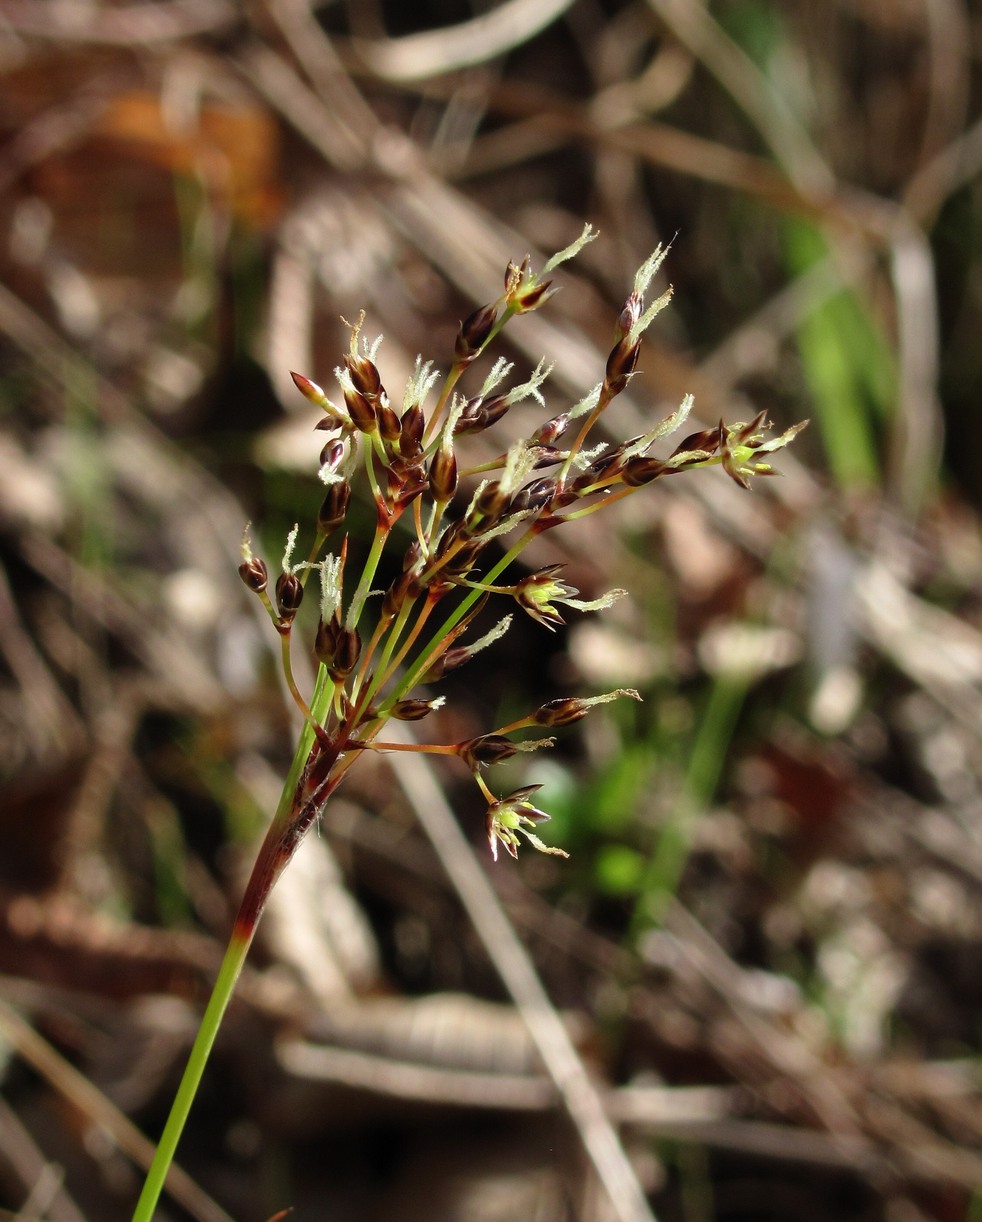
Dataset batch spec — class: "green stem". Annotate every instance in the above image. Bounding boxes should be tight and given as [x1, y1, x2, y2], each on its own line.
[131, 682, 337, 1221]
[130, 929, 253, 1222]
[344, 520, 388, 632]
[279, 630, 323, 734]
[556, 384, 615, 486]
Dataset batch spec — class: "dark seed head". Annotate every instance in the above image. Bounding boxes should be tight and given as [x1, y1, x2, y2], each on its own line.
[455, 303, 498, 363]
[532, 697, 590, 727]
[377, 403, 402, 443]
[621, 456, 666, 487]
[532, 413, 570, 446]
[316, 481, 351, 535]
[671, 426, 721, 458]
[428, 446, 458, 503]
[510, 476, 556, 513]
[604, 337, 641, 395]
[400, 404, 425, 457]
[344, 351, 382, 399]
[392, 698, 439, 721]
[331, 626, 362, 678]
[343, 385, 377, 433]
[275, 571, 304, 618]
[239, 556, 268, 594]
[457, 734, 517, 771]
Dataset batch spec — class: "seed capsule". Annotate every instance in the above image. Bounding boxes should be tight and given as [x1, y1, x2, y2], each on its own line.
[314, 616, 339, 667]
[238, 556, 268, 594]
[671, 426, 721, 458]
[344, 351, 382, 399]
[343, 385, 377, 433]
[331, 626, 362, 678]
[275, 571, 304, 618]
[377, 403, 402, 442]
[614, 292, 642, 341]
[428, 446, 458, 503]
[510, 477, 556, 513]
[532, 413, 570, 446]
[316, 481, 351, 535]
[604, 337, 641, 395]
[392, 698, 440, 721]
[291, 371, 330, 408]
[621, 456, 667, 487]
[399, 404, 424, 457]
[455, 303, 498, 363]
[457, 734, 518, 771]
[532, 698, 591, 727]
[382, 569, 422, 619]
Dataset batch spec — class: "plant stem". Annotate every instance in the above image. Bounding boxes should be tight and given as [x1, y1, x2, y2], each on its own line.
[130, 929, 253, 1222]
[131, 684, 336, 1221]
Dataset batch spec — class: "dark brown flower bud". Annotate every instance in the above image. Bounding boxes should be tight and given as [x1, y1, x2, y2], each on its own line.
[422, 645, 469, 683]
[276, 571, 304, 618]
[532, 697, 591, 727]
[316, 481, 351, 535]
[319, 438, 345, 470]
[391, 698, 441, 721]
[532, 413, 570, 446]
[572, 448, 627, 492]
[291, 370, 330, 408]
[475, 480, 507, 520]
[389, 466, 428, 514]
[343, 385, 377, 433]
[443, 538, 485, 578]
[604, 337, 641, 395]
[316, 615, 361, 677]
[531, 445, 564, 469]
[239, 556, 268, 593]
[455, 394, 511, 435]
[382, 569, 421, 619]
[399, 404, 424, 457]
[615, 293, 642, 341]
[671, 426, 721, 458]
[481, 394, 512, 428]
[314, 615, 340, 666]
[428, 446, 458, 503]
[377, 403, 402, 442]
[453, 401, 483, 435]
[456, 734, 518, 771]
[343, 351, 382, 399]
[510, 477, 557, 513]
[434, 518, 465, 561]
[621, 456, 667, 487]
[330, 625, 362, 678]
[455, 303, 498, 363]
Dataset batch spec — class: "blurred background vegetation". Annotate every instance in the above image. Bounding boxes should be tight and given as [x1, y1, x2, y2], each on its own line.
[1, 1, 982, 1219]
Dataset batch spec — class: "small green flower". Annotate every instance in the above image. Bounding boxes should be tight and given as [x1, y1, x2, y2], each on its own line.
[720, 411, 809, 490]
[486, 785, 569, 862]
[515, 565, 625, 630]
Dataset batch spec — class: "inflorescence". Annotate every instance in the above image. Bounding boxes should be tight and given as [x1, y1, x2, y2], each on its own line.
[239, 228, 806, 861]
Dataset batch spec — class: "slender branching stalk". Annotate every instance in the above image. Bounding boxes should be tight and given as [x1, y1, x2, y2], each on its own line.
[131, 227, 805, 1221]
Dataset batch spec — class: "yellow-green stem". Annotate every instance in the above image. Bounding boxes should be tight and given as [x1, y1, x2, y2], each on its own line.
[131, 670, 335, 1221]
[129, 926, 253, 1222]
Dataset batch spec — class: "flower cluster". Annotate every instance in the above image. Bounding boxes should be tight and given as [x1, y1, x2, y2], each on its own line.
[240, 228, 805, 862]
